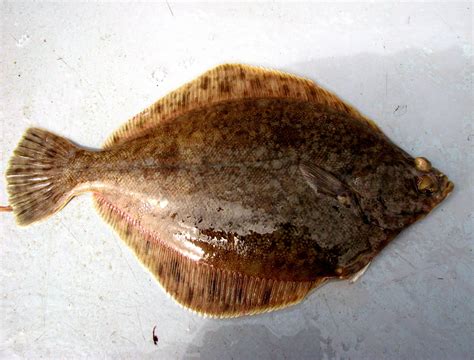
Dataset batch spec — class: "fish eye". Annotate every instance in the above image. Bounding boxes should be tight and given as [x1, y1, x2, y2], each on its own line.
[415, 157, 432, 172]
[417, 175, 438, 195]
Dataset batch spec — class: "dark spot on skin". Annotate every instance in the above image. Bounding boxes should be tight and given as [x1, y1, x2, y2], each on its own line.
[377, 196, 388, 211]
[219, 80, 231, 93]
[217, 207, 223, 212]
[342, 103, 352, 113]
[145, 240, 150, 254]
[297, 251, 308, 261]
[174, 268, 181, 283]
[9, 167, 22, 175]
[250, 78, 261, 89]
[262, 288, 272, 305]
[179, 92, 189, 107]
[171, 212, 177, 219]
[157, 264, 164, 276]
[172, 262, 181, 283]
[201, 76, 209, 90]
[143, 167, 155, 180]
[209, 276, 217, 297]
[187, 287, 194, 302]
[273, 257, 286, 269]
[235, 129, 248, 138]
[236, 285, 244, 303]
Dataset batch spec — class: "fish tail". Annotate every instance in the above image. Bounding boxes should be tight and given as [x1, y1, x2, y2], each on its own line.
[6, 128, 81, 226]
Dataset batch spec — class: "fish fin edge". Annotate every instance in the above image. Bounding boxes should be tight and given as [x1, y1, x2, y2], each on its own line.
[6, 128, 80, 225]
[93, 193, 323, 317]
[104, 63, 382, 148]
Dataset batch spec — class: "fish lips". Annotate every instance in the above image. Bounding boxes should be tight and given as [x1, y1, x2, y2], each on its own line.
[438, 175, 454, 201]
[425, 172, 454, 212]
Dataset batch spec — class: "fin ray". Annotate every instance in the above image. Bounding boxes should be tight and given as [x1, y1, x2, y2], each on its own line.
[6, 128, 80, 225]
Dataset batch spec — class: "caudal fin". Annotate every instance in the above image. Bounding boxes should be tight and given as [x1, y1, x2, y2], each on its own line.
[6, 128, 80, 226]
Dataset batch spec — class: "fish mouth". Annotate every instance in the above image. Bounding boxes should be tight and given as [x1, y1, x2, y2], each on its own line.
[443, 180, 454, 197]
[436, 175, 454, 204]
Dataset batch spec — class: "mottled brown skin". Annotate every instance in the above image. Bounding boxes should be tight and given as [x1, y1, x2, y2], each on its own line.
[6, 64, 455, 316]
[67, 98, 452, 282]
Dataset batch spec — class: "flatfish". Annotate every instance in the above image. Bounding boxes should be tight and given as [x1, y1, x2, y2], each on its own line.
[5, 64, 453, 317]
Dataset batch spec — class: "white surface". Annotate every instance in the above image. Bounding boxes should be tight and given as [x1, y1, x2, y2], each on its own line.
[1, 2, 472, 359]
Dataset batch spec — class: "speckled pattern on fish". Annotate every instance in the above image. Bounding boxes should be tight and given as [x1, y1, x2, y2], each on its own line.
[5, 64, 453, 317]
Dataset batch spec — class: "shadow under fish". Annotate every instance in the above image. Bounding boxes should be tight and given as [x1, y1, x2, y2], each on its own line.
[4, 64, 454, 317]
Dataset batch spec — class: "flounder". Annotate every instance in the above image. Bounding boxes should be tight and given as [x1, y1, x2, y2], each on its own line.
[5, 64, 453, 317]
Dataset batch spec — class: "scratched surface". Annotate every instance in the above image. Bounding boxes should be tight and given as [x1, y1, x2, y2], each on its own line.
[1, 2, 472, 359]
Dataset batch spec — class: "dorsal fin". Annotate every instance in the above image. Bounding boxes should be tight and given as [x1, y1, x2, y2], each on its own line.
[104, 63, 381, 148]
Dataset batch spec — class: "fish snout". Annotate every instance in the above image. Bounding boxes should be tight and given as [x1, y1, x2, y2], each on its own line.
[439, 175, 454, 199]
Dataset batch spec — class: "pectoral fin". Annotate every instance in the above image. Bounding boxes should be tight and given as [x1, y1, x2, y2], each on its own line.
[299, 163, 347, 197]
[299, 162, 368, 222]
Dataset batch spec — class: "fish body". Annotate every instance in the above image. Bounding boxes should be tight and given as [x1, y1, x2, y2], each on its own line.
[6, 64, 453, 317]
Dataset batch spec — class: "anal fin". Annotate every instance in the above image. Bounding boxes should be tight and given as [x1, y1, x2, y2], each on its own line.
[93, 193, 324, 317]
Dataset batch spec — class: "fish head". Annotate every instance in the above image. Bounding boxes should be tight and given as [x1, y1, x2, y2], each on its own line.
[357, 156, 454, 230]
[412, 156, 454, 210]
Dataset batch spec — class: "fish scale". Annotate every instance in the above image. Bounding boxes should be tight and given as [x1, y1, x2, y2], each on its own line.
[5, 64, 453, 317]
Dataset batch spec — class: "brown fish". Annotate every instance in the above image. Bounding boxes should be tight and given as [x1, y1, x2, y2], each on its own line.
[5, 64, 453, 317]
